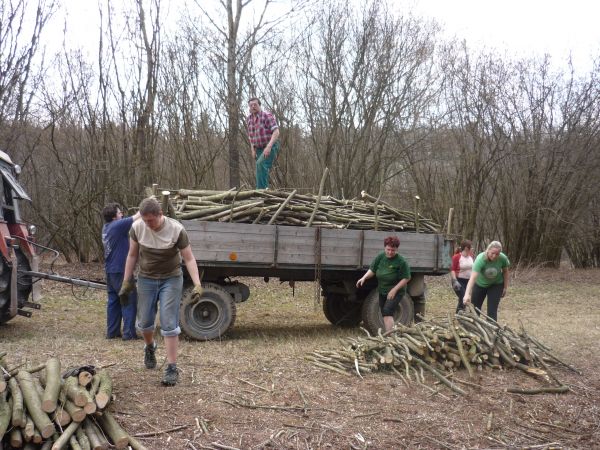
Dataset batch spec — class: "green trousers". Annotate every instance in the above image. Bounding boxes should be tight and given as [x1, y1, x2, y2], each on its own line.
[255, 142, 279, 189]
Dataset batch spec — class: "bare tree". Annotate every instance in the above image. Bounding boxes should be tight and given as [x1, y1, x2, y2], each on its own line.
[0, 0, 56, 145]
[293, 0, 439, 198]
[188, 0, 306, 188]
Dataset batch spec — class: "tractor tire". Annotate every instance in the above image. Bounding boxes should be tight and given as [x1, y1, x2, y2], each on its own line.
[361, 288, 414, 335]
[322, 293, 362, 327]
[0, 249, 32, 324]
[180, 282, 236, 340]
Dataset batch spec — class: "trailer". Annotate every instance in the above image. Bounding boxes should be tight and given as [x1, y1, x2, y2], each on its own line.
[179, 220, 452, 340]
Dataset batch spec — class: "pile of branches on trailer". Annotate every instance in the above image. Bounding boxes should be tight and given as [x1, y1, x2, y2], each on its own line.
[0, 354, 146, 449]
[306, 306, 580, 396]
[156, 187, 440, 232]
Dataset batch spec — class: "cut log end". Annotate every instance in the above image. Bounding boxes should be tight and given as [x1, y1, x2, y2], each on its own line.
[42, 399, 57, 414]
[83, 401, 97, 415]
[40, 422, 56, 439]
[95, 392, 110, 410]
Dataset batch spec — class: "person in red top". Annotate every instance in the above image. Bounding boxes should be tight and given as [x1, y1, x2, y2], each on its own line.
[246, 97, 280, 189]
[450, 240, 474, 313]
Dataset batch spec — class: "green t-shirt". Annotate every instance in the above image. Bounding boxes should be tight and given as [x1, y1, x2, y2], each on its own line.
[472, 252, 510, 288]
[369, 252, 411, 295]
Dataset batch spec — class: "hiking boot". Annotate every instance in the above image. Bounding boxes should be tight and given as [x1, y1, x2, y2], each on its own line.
[144, 342, 157, 369]
[161, 363, 179, 386]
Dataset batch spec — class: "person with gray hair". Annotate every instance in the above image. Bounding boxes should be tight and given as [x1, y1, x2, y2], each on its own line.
[463, 241, 510, 321]
[119, 197, 203, 386]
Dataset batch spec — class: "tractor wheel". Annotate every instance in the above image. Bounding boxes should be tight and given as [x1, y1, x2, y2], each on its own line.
[361, 289, 414, 335]
[180, 282, 236, 340]
[0, 249, 32, 324]
[322, 293, 362, 327]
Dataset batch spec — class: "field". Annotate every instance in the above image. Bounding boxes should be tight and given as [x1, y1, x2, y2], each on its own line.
[1, 264, 599, 449]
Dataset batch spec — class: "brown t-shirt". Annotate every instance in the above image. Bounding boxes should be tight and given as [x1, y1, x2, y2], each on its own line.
[130, 217, 189, 279]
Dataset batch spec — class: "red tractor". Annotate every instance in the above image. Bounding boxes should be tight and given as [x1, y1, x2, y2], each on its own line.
[0, 150, 38, 323]
[0, 150, 106, 324]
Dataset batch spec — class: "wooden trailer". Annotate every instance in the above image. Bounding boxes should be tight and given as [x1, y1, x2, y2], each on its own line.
[179, 220, 452, 340]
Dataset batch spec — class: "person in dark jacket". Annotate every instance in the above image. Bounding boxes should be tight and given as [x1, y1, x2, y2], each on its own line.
[101, 203, 140, 340]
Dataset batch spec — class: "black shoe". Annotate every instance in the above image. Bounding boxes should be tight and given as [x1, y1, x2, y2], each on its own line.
[144, 342, 157, 369]
[161, 363, 179, 386]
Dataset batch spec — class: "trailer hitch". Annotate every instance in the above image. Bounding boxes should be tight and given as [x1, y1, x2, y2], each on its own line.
[19, 270, 107, 290]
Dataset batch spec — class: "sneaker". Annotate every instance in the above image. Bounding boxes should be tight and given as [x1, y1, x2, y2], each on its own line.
[144, 342, 157, 369]
[161, 363, 179, 386]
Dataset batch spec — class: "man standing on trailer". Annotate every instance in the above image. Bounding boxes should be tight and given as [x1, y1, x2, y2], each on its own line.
[119, 198, 203, 386]
[101, 203, 141, 340]
[247, 97, 280, 189]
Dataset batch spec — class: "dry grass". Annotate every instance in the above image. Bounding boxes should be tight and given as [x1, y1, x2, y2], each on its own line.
[1, 264, 600, 449]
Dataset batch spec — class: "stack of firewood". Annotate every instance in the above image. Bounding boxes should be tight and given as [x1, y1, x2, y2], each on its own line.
[156, 187, 440, 232]
[307, 307, 579, 395]
[0, 354, 146, 449]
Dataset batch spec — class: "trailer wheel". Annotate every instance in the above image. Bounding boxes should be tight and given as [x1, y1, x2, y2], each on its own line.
[361, 289, 414, 335]
[180, 282, 236, 340]
[322, 294, 362, 327]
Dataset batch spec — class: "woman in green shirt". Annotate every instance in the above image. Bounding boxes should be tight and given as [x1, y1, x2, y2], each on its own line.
[463, 241, 510, 321]
[356, 236, 411, 332]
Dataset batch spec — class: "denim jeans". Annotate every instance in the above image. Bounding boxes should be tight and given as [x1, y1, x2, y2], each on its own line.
[136, 275, 183, 336]
[255, 141, 279, 189]
[106, 272, 137, 339]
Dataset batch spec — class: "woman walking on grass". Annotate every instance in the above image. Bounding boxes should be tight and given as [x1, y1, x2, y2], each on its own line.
[463, 241, 510, 321]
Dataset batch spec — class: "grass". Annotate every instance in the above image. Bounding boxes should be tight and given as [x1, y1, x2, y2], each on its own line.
[1, 264, 599, 449]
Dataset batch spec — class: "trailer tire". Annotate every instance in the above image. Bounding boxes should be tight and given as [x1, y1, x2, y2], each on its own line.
[361, 289, 414, 335]
[322, 294, 362, 327]
[180, 282, 236, 340]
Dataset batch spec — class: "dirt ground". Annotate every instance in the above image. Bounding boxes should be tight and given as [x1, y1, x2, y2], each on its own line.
[1, 264, 599, 449]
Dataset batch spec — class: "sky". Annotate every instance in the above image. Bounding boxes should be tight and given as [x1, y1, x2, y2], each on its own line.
[50, 0, 600, 72]
[398, 0, 600, 71]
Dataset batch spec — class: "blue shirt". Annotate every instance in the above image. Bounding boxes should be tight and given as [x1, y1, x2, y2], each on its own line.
[102, 216, 134, 274]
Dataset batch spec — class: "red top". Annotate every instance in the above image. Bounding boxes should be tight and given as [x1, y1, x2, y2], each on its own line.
[452, 251, 474, 279]
[246, 110, 279, 148]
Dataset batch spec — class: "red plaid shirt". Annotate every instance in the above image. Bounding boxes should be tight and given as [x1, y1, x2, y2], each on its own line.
[247, 110, 279, 148]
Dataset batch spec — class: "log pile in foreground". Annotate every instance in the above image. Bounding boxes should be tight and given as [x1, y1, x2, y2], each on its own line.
[160, 188, 440, 232]
[307, 306, 580, 395]
[0, 355, 146, 449]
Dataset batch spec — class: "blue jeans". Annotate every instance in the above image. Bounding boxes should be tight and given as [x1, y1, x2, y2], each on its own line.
[106, 272, 137, 339]
[255, 141, 279, 189]
[136, 275, 183, 336]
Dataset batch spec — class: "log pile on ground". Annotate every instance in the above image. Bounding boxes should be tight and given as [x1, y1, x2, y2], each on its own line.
[159, 188, 439, 232]
[306, 306, 580, 395]
[0, 354, 146, 449]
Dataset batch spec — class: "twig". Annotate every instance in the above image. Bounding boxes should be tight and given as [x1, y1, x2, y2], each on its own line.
[132, 424, 189, 437]
[210, 443, 241, 450]
[506, 386, 570, 395]
[234, 377, 271, 393]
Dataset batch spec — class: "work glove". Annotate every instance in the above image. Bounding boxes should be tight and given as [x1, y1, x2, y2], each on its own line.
[191, 284, 204, 300]
[452, 280, 462, 293]
[118, 279, 136, 306]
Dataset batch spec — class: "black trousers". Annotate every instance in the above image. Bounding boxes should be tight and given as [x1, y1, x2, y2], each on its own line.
[454, 277, 469, 313]
[471, 283, 503, 321]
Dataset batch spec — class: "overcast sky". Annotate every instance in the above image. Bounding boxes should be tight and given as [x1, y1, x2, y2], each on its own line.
[398, 0, 600, 71]
[53, 0, 600, 72]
